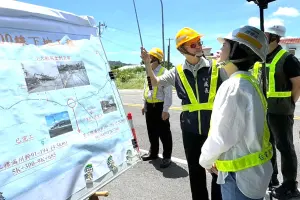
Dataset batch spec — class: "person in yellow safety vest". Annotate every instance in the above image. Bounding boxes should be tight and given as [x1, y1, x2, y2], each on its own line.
[141, 27, 228, 200]
[199, 25, 273, 200]
[141, 47, 173, 169]
[251, 23, 300, 199]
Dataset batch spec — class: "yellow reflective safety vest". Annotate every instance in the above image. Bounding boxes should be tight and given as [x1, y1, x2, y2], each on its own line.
[176, 59, 219, 112]
[252, 49, 291, 98]
[215, 73, 273, 172]
[144, 66, 165, 103]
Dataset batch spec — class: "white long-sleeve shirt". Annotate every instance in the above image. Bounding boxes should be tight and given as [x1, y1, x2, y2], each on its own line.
[142, 65, 172, 112]
[199, 71, 272, 199]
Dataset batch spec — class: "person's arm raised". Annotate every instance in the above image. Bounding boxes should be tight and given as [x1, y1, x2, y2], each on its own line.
[140, 47, 159, 86]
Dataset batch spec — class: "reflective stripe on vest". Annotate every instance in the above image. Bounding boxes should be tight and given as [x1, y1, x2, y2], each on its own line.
[144, 67, 165, 103]
[252, 49, 291, 98]
[215, 73, 273, 172]
[252, 62, 261, 80]
[176, 59, 219, 112]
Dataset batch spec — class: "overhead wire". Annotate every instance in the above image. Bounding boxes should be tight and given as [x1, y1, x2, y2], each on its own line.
[106, 25, 161, 39]
[101, 36, 138, 52]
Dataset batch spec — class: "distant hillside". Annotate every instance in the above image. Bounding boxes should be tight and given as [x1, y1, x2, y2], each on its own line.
[109, 61, 131, 67]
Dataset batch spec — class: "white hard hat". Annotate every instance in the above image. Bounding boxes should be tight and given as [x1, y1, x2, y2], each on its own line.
[217, 32, 232, 44]
[265, 24, 286, 37]
[216, 25, 268, 62]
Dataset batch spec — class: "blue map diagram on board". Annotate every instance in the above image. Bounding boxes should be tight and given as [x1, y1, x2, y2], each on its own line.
[0, 36, 138, 200]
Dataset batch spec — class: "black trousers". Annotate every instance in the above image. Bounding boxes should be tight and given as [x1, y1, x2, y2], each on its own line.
[145, 102, 172, 159]
[182, 131, 222, 200]
[267, 113, 298, 187]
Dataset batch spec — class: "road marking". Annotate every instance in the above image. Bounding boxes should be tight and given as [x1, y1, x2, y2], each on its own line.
[139, 150, 300, 192]
[124, 103, 300, 120]
[139, 149, 187, 165]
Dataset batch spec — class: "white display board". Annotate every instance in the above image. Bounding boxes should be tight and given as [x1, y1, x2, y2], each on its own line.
[0, 2, 139, 200]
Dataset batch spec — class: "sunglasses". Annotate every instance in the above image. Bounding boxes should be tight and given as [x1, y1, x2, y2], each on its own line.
[186, 40, 203, 48]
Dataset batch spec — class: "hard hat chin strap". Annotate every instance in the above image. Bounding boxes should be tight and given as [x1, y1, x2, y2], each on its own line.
[178, 46, 203, 58]
[195, 52, 204, 58]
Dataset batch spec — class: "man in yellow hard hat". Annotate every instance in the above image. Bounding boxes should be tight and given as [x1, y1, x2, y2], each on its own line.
[141, 47, 173, 169]
[141, 27, 227, 200]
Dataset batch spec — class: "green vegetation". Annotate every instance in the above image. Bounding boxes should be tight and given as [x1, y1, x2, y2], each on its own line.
[111, 61, 175, 89]
[113, 67, 146, 89]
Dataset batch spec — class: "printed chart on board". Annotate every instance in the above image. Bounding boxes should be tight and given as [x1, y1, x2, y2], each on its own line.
[0, 36, 139, 200]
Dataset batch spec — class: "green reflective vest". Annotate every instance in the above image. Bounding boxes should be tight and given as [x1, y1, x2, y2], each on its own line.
[144, 67, 165, 103]
[176, 59, 218, 112]
[252, 49, 291, 98]
[215, 73, 273, 172]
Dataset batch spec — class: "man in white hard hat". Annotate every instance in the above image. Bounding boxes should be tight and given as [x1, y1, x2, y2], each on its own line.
[141, 47, 173, 169]
[199, 25, 273, 200]
[252, 23, 300, 198]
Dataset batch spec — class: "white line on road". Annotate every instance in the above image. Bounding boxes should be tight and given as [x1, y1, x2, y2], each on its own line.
[140, 149, 187, 165]
[140, 149, 300, 192]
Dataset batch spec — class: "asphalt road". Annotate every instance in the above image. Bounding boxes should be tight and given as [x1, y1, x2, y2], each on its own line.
[101, 89, 300, 200]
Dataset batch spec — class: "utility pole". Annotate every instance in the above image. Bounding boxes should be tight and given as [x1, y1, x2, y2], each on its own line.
[98, 22, 107, 37]
[167, 38, 173, 69]
[159, 0, 165, 64]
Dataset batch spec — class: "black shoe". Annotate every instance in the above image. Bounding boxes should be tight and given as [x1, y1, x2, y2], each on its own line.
[160, 158, 171, 168]
[271, 182, 300, 199]
[269, 177, 280, 187]
[141, 153, 158, 161]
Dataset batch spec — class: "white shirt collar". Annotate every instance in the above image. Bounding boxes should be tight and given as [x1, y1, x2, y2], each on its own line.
[183, 57, 210, 71]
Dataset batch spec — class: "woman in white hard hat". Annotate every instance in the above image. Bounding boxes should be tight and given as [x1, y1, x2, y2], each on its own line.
[199, 25, 273, 200]
[216, 33, 232, 63]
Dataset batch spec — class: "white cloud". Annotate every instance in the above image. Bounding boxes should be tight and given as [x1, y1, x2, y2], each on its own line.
[273, 7, 300, 17]
[248, 17, 284, 28]
[245, 1, 255, 5]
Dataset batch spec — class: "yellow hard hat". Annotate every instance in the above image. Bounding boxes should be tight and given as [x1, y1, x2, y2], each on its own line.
[175, 27, 203, 49]
[149, 47, 164, 62]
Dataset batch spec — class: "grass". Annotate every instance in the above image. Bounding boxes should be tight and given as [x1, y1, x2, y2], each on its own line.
[113, 67, 145, 89]
[116, 75, 145, 89]
[113, 66, 177, 90]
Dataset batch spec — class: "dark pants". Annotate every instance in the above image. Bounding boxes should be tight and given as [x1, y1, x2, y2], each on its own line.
[267, 113, 298, 187]
[182, 131, 222, 200]
[145, 102, 172, 159]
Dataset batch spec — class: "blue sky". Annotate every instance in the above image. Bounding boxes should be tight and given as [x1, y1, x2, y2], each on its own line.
[22, 0, 300, 65]
[45, 111, 70, 127]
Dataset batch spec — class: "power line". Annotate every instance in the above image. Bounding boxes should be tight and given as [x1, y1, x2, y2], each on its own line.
[101, 36, 137, 51]
[106, 25, 161, 39]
